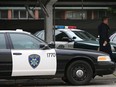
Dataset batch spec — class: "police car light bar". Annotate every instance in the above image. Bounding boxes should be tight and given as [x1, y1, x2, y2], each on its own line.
[68, 26, 77, 29]
[55, 25, 77, 29]
[55, 26, 65, 29]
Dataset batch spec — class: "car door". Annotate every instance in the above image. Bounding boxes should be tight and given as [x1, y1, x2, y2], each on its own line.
[9, 33, 57, 76]
[0, 33, 12, 77]
[55, 31, 74, 49]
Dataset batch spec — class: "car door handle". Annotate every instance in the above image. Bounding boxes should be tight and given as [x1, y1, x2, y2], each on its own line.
[13, 53, 22, 55]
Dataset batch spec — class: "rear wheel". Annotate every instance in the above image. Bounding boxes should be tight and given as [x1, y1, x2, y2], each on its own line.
[66, 60, 93, 85]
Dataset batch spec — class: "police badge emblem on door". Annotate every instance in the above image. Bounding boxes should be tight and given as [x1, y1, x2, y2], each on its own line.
[28, 54, 40, 69]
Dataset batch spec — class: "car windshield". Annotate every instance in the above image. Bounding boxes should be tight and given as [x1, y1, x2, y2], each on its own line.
[73, 31, 96, 41]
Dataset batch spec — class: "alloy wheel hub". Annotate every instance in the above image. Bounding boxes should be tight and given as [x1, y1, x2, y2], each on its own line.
[76, 70, 84, 77]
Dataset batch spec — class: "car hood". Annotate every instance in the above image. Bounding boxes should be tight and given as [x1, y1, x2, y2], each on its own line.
[77, 40, 116, 47]
[77, 40, 99, 46]
[55, 48, 108, 57]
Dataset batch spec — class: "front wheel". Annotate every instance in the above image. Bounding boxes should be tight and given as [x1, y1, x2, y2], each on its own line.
[62, 77, 69, 83]
[66, 60, 93, 85]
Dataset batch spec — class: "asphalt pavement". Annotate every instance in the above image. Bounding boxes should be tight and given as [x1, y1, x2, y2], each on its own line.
[0, 72, 116, 87]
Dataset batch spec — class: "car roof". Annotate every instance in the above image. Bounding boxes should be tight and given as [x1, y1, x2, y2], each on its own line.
[0, 29, 31, 34]
[57, 29, 83, 32]
[36, 29, 83, 33]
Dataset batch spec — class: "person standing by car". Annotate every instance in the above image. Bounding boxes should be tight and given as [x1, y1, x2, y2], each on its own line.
[98, 17, 114, 61]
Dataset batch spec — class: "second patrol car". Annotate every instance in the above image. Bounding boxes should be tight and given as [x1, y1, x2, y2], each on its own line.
[35, 26, 116, 62]
[0, 30, 115, 85]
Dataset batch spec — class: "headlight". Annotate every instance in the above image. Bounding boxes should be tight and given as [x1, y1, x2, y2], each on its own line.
[97, 56, 111, 62]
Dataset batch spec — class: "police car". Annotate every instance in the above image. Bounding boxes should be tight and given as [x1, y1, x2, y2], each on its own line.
[35, 26, 116, 62]
[34, 25, 98, 49]
[110, 32, 116, 44]
[0, 29, 115, 85]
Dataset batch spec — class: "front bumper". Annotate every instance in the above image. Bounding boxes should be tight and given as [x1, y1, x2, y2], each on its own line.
[95, 61, 115, 76]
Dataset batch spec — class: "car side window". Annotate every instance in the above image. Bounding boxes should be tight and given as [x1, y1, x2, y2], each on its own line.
[113, 35, 116, 42]
[0, 34, 6, 49]
[10, 34, 43, 49]
[55, 32, 69, 41]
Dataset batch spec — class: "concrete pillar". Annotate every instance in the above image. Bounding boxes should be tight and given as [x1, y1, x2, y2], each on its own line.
[91, 10, 94, 20]
[35, 9, 39, 20]
[45, 0, 57, 43]
[8, 9, 12, 20]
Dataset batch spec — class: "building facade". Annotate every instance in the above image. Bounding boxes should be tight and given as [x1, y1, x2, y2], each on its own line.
[0, 6, 116, 36]
[0, 7, 115, 20]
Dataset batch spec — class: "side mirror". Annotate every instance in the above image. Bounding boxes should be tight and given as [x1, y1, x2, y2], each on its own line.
[40, 44, 50, 50]
[68, 38, 74, 42]
[72, 36, 76, 39]
[48, 44, 55, 48]
[40, 44, 45, 48]
[62, 37, 69, 41]
[62, 37, 73, 42]
[48, 43, 55, 48]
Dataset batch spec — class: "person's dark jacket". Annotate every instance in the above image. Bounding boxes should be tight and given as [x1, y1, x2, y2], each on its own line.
[98, 23, 110, 45]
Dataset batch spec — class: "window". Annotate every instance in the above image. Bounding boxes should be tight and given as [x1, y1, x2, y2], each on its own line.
[13, 10, 34, 19]
[39, 10, 44, 19]
[0, 10, 8, 19]
[66, 11, 87, 19]
[10, 34, 45, 49]
[55, 31, 69, 41]
[0, 34, 6, 49]
[20, 10, 27, 18]
[73, 31, 96, 41]
[28, 10, 34, 18]
[99, 10, 106, 19]
[14, 10, 19, 18]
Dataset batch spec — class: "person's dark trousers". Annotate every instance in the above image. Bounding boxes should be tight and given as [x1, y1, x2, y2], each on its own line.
[100, 43, 114, 62]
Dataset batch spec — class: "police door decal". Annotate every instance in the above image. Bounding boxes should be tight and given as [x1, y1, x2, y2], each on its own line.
[11, 49, 57, 76]
[29, 54, 40, 69]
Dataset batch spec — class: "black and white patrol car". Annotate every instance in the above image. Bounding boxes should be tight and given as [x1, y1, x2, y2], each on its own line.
[0, 29, 115, 85]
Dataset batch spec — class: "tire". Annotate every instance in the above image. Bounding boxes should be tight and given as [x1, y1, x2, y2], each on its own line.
[93, 75, 96, 79]
[62, 77, 69, 83]
[66, 60, 93, 85]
